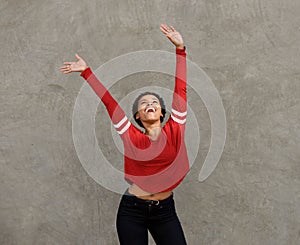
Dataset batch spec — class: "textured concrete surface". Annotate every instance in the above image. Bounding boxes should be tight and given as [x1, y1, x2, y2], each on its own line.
[1, 0, 300, 244]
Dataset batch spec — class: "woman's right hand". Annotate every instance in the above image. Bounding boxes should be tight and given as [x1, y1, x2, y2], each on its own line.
[60, 53, 88, 74]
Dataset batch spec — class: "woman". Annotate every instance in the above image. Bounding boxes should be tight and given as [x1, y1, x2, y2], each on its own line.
[60, 24, 189, 245]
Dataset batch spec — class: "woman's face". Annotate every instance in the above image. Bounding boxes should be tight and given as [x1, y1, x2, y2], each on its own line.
[135, 94, 163, 125]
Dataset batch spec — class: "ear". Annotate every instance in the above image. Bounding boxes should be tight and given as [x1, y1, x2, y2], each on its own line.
[160, 108, 163, 118]
[135, 112, 140, 120]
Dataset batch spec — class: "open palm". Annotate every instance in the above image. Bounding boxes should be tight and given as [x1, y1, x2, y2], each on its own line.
[60, 53, 88, 74]
[160, 24, 184, 49]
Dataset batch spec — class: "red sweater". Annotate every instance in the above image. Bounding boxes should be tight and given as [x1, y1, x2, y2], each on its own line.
[80, 47, 189, 193]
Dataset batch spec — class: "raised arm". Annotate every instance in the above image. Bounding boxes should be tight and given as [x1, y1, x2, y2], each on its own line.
[60, 54, 131, 135]
[160, 24, 187, 124]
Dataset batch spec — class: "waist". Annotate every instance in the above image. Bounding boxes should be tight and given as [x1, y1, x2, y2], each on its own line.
[123, 188, 174, 205]
[127, 184, 173, 201]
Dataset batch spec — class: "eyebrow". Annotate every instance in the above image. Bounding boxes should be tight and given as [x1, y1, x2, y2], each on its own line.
[139, 98, 159, 103]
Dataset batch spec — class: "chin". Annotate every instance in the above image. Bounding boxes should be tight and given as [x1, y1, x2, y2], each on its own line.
[142, 118, 160, 124]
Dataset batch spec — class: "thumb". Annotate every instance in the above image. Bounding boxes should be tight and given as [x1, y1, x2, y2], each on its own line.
[75, 53, 81, 60]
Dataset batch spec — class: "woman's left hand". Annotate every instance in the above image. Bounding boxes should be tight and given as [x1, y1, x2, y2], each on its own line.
[160, 24, 184, 49]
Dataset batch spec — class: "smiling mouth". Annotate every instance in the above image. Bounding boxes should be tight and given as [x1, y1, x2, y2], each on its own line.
[145, 107, 156, 113]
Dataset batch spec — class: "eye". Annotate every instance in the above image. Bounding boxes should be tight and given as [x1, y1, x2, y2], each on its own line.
[152, 100, 159, 104]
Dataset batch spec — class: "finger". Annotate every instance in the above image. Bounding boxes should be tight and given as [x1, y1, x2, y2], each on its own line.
[164, 24, 172, 32]
[160, 23, 166, 29]
[60, 65, 69, 68]
[62, 70, 72, 74]
[160, 25, 171, 35]
[170, 25, 175, 32]
[60, 65, 71, 69]
[160, 26, 168, 35]
[160, 24, 169, 32]
[60, 67, 70, 71]
[63, 62, 73, 65]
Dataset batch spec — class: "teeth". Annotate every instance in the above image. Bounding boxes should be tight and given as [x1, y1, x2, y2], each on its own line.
[146, 107, 156, 113]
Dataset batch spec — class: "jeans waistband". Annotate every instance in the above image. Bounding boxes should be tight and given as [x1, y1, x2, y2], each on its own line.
[122, 189, 174, 206]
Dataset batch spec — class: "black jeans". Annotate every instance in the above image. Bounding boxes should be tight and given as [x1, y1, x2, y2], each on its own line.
[116, 189, 187, 245]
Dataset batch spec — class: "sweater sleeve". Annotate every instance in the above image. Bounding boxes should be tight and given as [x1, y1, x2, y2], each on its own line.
[80, 68, 131, 135]
[170, 47, 187, 125]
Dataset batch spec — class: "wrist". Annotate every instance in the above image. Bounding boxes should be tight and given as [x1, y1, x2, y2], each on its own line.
[176, 45, 185, 50]
[82, 66, 89, 72]
[80, 66, 90, 77]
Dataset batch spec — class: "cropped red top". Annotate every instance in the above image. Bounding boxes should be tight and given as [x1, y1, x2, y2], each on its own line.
[80, 47, 189, 193]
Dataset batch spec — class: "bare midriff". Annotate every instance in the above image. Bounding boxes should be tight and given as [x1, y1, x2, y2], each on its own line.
[128, 183, 172, 201]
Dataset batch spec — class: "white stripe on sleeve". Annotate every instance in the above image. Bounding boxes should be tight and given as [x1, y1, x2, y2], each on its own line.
[117, 121, 131, 135]
[171, 108, 187, 117]
[113, 116, 128, 129]
[171, 115, 186, 124]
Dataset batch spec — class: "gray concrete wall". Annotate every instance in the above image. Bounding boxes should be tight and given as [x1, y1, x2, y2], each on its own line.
[1, 0, 300, 244]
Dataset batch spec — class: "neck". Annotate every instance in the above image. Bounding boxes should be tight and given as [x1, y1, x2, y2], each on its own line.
[144, 122, 162, 140]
